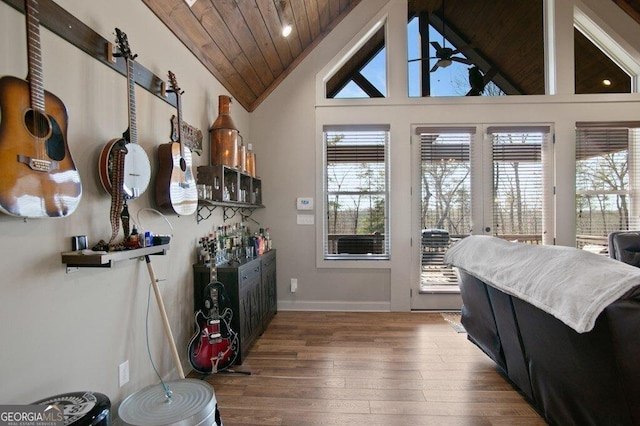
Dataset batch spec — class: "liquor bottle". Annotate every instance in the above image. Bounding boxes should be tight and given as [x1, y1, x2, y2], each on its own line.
[264, 228, 272, 251]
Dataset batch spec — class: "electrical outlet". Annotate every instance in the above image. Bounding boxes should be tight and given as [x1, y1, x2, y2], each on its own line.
[290, 278, 298, 293]
[119, 360, 129, 387]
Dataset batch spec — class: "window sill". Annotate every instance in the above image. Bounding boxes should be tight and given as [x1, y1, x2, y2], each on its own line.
[317, 258, 391, 269]
[419, 285, 460, 294]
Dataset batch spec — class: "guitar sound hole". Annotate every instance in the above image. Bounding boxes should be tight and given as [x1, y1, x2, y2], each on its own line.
[25, 110, 66, 162]
[24, 109, 51, 139]
[180, 157, 187, 172]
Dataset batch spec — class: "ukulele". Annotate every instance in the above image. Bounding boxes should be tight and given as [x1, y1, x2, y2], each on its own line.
[155, 71, 197, 215]
[0, 0, 82, 218]
[98, 28, 150, 200]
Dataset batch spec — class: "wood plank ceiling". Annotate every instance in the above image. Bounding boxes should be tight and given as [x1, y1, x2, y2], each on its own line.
[143, 0, 640, 112]
[143, 0, 361, 112]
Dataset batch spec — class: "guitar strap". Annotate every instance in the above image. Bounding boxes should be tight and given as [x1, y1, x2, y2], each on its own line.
[120, 200, 130, 240]
[108, 145, 127, 246]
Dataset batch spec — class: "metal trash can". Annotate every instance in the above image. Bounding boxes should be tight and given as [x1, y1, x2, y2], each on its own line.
[31, 391, 110, 425]
[119, 379, 220, 426]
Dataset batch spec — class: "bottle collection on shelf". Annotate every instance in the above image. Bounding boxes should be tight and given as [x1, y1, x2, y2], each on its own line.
[198, 222, 272, 266]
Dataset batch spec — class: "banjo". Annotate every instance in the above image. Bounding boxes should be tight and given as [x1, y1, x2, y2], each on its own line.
[98, 28, 150, 200]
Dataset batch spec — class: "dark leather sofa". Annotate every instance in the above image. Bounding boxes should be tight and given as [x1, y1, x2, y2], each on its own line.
[457, 268, 640, 426]
[609, 230, 640, 266]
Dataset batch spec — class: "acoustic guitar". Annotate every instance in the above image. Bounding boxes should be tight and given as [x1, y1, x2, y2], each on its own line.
[0, 0, 82, 218]
[155, 71, 197, 215]
[98, 28, 150, 200]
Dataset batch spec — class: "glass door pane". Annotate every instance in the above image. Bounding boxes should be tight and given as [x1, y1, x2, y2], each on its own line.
[419, 130, 472, 291]
[490, 130, 547, 245]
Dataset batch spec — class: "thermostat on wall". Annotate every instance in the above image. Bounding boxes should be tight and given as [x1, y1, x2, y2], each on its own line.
[296, 197, 314, 210]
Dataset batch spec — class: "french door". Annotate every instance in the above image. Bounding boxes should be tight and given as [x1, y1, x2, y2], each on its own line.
[411, 125, 553, 310]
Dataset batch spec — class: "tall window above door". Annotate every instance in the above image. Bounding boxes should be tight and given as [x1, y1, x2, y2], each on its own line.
[407, 0, 545, 97]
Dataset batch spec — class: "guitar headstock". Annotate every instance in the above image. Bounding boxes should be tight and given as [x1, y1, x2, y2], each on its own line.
[168, 71, 184, 96]
[114, 28, 137, 61]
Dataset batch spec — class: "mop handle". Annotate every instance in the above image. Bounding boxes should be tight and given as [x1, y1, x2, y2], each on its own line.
[145, 255, 186, 379]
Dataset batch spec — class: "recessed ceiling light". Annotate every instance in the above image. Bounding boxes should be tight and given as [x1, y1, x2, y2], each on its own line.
[184, 0, 196, 7]
[282, 24, 292, 37]
[602, 79, 612, 86]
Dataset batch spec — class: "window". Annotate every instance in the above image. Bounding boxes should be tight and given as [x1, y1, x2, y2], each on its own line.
[418, 127, 473, 287]
[323, 125, 390, 260]
[416, 125, 552, 290]
[574, 6, 640, 94]
[406, 1, 544, 97]
[325, 26, 387, 99]
[488, 126, 551, 244]
[576, 122, 640, 249]
[574, 28, 631, 94]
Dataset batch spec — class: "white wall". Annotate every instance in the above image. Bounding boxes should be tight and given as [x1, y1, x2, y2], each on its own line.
[252, 0, 640, 312]
[0, 0, 249, 407]
[1, 0, 639, 412]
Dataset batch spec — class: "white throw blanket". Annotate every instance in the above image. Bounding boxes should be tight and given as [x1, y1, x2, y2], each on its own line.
[443, 235, 640, 333]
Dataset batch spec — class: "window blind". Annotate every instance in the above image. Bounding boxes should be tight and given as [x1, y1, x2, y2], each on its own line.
[419, 128, 473, 286]
[489, 128, 550, 244]
[419, 130, 472, 235]
[324, 125, 390, 259]
[575, 122, 640, 248]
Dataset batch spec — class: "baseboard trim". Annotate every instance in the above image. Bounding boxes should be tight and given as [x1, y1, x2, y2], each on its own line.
[278, 300, 391, 311]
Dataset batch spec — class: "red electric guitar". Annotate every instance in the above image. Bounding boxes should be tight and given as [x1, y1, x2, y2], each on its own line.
[187, 280, 239, 374]
[0, 0, 82, 218]
[155, 71, 197, 215]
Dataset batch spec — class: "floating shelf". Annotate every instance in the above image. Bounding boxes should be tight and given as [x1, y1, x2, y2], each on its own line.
[61, 244, 170, 271]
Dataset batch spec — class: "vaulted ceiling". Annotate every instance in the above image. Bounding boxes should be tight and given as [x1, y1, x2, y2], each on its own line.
[143, 0, 640, 112]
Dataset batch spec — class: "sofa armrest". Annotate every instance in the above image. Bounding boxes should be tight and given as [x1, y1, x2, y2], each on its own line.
[604, 299, 640, 425]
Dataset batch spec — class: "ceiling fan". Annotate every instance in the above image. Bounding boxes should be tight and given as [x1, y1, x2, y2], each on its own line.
[429, 41, 472, 72]
[408, 0, 473, 72]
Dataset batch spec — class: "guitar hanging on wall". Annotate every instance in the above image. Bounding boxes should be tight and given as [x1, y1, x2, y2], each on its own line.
[155, 71, 197, 216]
[0, 0, 82, 218]
[98, 28, 151, 201]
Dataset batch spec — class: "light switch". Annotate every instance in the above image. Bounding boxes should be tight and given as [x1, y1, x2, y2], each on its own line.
[297, 214, 314, 225]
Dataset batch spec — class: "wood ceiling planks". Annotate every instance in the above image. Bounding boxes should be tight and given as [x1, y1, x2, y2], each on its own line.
[143, 0, 638, 111]
[144, 0, 361, 112]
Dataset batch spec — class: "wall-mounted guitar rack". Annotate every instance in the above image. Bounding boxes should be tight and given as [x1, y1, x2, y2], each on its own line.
[1, 0, 177, 108]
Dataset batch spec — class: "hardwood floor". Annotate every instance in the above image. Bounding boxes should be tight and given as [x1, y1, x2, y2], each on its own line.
[192, 311, 547, 425]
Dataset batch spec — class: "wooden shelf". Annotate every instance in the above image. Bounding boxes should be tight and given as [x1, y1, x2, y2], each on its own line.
[61, 244, 170, 270]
